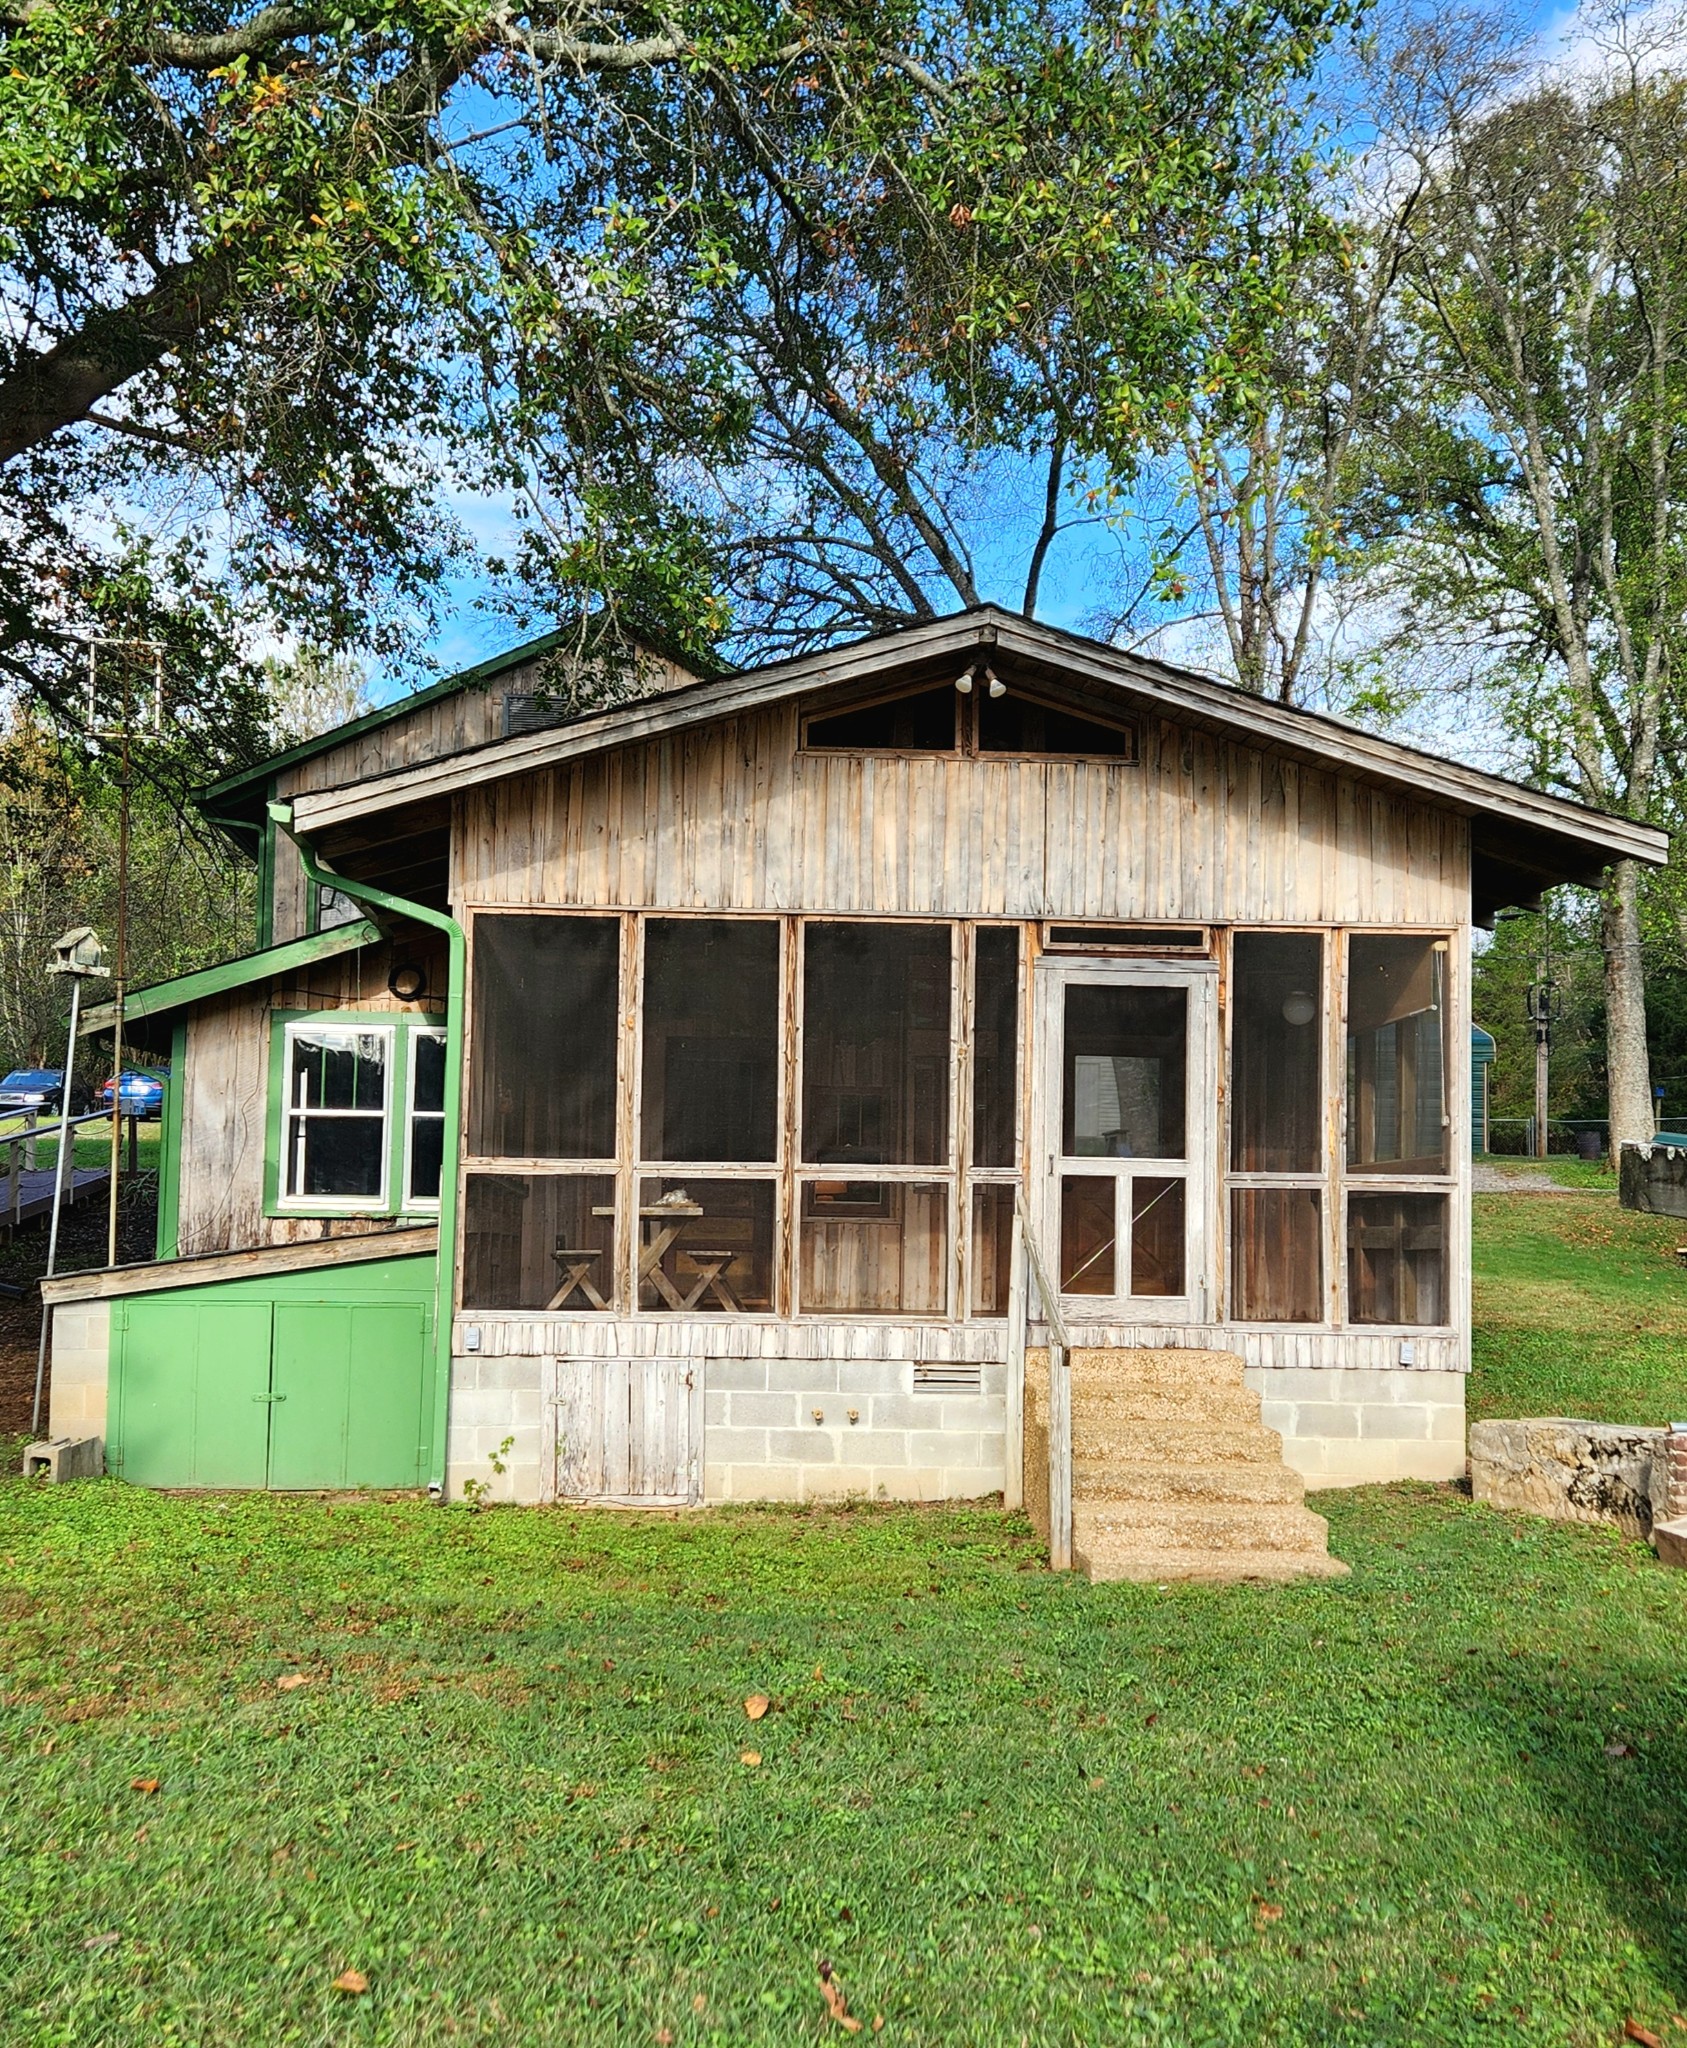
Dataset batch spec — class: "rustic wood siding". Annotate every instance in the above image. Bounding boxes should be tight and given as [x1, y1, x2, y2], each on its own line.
[450, 706, 1470, 923]
[175, 939, 444, 1257]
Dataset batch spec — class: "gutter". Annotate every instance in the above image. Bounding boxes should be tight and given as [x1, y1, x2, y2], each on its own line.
[267, 799, 463, 1500]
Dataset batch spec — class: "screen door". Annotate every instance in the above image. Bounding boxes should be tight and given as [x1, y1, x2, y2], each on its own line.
[1035, 960, 1215, 1321]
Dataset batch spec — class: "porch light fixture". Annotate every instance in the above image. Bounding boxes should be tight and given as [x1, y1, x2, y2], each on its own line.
[984, 666, 1006, 698]
[1281, 990, 1316, 1027]
[955, 665, 975, 693]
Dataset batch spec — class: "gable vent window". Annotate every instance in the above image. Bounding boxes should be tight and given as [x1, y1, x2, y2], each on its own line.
[977, 692, 1135, 758]
[1044, 926, 1208, 954]
[804, 685, 958, 752]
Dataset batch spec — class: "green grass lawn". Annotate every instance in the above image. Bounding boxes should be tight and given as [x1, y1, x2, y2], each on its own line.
[0, 1115, 161, 1174]
[1471, 1189, 1687, 1424]
[1, 1483, 1683, 2046]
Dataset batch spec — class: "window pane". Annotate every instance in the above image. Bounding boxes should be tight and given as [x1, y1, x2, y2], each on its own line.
[1347, 1194, 1448, 1325]
[1231, 933, 1322, 1172]
[977, 692, 1135, 758]
[411, 1031, 447, 1115]
[970, 1183, 1016, 1316]
[636, 1178, 775, 1312]
[641, 921, 779, 1162]
[1062, 985, 1185, 1158]
[1347, 936, 1448, 1173]
[462, 1173, 616, 1310]
[289, 1027, 386, 1112]
[972, 928, 1019, 1168]
[802, 924, 951, 1165]
[287, 1114, 385, 1200]
[1060, 1175, 1115, 1294]
[1131, 1178, 1185, 1296]
[799, 1181, 947, 1313]
[1231, 1188, 1322, 1322]
[806, 685, 957, 751]
[469, 916, 619, 1158]
[408, 1117, 444, 1204]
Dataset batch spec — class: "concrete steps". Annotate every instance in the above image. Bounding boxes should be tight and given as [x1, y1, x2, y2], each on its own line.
[1026, 1346, 1347, 1586]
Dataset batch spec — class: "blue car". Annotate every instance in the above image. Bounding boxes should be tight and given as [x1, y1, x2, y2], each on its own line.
[98, 1067, 170, 1119]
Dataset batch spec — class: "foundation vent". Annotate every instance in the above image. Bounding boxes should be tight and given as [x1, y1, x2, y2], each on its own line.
[913, 1362, 984, 1395]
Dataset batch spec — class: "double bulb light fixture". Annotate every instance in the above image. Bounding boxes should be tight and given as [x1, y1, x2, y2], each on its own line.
[956, 663, 1006, 698]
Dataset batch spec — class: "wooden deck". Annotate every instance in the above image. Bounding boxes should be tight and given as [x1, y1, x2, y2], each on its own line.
[1, 1166, 110, 1236]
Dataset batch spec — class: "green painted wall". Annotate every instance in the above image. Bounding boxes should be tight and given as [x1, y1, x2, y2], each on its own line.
[109, 1253, 437, 1491]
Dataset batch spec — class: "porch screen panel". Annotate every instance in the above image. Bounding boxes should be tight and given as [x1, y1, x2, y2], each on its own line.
[469, 915, 619, 1158]
[1346, 936, 1448, 1173]
[1231, 933, 1322, 1171]
[1347, 1193, 1448, 1325]
[802, 923, 951, 1164]
[971, 927, 1019, 1169]
[641, 920, 779, 1162]
[462, 1172, 615, 1310]
[1231, 1188, 1322, 1322]
[636, 1178, 775, 1313]
[970, 1183, 1015, 1316]
[799, 1181, 947, 1313]
[1061, 985, 1186, 1159]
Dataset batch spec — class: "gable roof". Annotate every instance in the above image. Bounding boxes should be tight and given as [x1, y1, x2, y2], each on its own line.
[281, 606, 1666, 919]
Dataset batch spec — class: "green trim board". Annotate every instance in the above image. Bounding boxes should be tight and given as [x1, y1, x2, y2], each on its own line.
[107, 1252, 437, 1489]
[77, 918, 384, 1042]
[155, 1020, 186, 1260]
[264, 1007, 445, 1221]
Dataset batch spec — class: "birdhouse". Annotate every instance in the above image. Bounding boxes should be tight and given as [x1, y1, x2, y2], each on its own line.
[49, 926, 109, 978]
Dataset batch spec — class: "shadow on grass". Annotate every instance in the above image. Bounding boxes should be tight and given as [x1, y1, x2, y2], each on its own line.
[1458, 1642, 1687, 2010]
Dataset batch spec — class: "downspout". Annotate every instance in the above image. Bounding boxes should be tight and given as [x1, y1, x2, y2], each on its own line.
[267, 800, 463, 1499]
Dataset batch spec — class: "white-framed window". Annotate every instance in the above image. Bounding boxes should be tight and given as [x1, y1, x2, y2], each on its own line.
[282, 1022, 395, 1211]
[405, 1027, 447, 1210]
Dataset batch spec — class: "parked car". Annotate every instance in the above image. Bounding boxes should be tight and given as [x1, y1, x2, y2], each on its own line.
[0, 1067, 94, 1115]
[98, 1067, 170, 1119]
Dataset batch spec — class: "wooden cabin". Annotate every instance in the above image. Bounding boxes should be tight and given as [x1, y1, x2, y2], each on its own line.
[42, 610, 1664, 1576]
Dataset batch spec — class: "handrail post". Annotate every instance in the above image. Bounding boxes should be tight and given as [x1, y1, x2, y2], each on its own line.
[1015, 1194, 1072, 1572]
[1004, 1207, 1027, 1512]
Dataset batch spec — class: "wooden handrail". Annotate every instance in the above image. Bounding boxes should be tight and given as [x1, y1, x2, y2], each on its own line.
[0, 1107, 118, 1149]
[1013, 1194, 1073, 1572]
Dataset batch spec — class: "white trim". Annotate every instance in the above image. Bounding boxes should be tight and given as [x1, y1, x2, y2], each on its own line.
[403, 1025, 448, 1213]
[279, 1019, 395, 1215]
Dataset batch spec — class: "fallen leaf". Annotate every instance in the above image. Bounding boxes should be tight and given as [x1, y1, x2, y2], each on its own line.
[692, 1993, 708, 2013]
[655, 2031, 674, 2045]
[740, 1749, 762, 1767]
[276, 1673, 311, 1692]
[819, 1962, 863, 2033]
[812, 1664, 824, 1681]
[332, 1969, 369, 1995]
[1254, 1901, 1284, 1926]
[745, 1693, 770, 1721]
[1626, 2023, 1663, 2048]
[81, 1932, 120, 1952]
[873, 2019, 884, 2034]
[129, 1778, 159, 1795]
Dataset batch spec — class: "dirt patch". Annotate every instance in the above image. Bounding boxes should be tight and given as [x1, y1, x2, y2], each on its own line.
[0, 1177, 157, 1436]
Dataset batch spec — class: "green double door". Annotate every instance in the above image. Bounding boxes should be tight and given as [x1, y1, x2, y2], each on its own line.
[114, 1297, 430, 1490]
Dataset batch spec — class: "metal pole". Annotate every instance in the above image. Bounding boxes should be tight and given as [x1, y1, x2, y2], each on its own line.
[106, 699, 130, 1265]
[1532, 931, 1551, 1162]
[32, 973, 84, 1436]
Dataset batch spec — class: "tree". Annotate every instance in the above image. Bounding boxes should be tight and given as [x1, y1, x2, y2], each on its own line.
[1327, 4, 1687, 1151]
[1, 0, 1361, 733]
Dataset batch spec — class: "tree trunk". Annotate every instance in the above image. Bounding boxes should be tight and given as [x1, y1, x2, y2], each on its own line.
[1601, 858, 1653, 1152]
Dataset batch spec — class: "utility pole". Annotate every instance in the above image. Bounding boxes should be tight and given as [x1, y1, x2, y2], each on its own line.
[1525, 937, 1556, 1162]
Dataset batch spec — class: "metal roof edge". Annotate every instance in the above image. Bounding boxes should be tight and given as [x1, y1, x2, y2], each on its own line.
[77, 918, 384, 1036]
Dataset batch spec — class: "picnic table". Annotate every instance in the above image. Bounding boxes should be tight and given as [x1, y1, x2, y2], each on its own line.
[548, 1197, 742, 1311]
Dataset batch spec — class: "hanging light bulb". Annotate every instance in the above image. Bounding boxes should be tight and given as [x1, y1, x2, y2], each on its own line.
[1281, 990, 1316, 1027]
[984, 666, 1006, 698]
[954, 665, 975, 693]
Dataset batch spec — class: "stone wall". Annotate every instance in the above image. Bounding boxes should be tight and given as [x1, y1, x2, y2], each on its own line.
[1469, 1418, 1673, 1539]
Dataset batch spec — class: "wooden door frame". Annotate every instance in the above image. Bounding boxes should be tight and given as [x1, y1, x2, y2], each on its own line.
[1031, 955, 1219, 1325]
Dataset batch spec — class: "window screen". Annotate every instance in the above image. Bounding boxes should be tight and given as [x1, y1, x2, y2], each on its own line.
[805, 686, 957, 751]
[799, 1181, 948, 1313]
[462, 1172, 616, 1310]
[972, 928, 1019, 1168]
[802, 923, 951, 1165]
[1347, 1193, 1448, 1325]
[406, 1029, 447, 1205]
[636, 1178, 775, 1313]
[1231, 932, 1322, 1172]
[1347, 936, 1448, 1173]
[1061, 984, 1186, 1159]
[283, 1025, 390, 1204]
[977, 692, 1135, 757]
[469, 915, 619, 1159]
[641, 921, 779, 1162]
